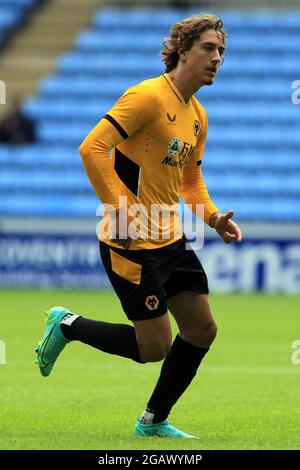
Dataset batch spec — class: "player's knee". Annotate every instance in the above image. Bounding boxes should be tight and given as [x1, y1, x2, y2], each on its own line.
[181, 321, 218, 348]
[138, 340, 172, 363]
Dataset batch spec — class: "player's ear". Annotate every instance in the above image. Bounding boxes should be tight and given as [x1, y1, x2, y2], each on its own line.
[178, 49, 187, 61]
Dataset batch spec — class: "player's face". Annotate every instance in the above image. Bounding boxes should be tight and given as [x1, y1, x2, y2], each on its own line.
[180, 29, 225, 86]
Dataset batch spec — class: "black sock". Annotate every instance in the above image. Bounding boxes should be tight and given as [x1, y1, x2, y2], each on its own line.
[60, 316, 143, 363]
[146, 334, 209, 423]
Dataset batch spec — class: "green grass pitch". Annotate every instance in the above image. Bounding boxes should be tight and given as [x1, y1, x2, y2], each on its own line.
[0, 290, 299, 450]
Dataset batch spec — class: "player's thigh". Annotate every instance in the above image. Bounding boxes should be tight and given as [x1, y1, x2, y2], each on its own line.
[100, 240, 166, 320]
[167, 291, 217, 346]
[100, 241, 172, 359]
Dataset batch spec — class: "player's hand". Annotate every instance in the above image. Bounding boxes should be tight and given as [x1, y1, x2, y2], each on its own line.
[211, 210, 242, 244]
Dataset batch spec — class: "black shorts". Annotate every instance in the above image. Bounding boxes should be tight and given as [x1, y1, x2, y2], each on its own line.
[99, 236, 209, 321]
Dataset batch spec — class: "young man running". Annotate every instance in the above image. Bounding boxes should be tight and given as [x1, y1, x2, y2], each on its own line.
[36, 14, 242, 438]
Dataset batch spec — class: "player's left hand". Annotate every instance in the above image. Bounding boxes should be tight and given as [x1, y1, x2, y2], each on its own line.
[213, 210, 242, 244]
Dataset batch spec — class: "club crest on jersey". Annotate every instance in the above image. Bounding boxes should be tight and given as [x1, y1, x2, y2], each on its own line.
[193, 120, 201, 137]
[168, 137, 182, 157]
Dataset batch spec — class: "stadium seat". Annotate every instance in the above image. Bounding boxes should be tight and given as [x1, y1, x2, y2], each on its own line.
[0, 0, 39, 46]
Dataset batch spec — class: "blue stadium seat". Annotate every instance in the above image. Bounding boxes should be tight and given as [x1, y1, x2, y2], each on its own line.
[0, 0, 38, 45]
[37, 122, 94, 145]
[93, 9, 181, 29]
[0, 0, 37, 5]
[0, 193, 99, 217]
[0, 8, 21, 28]
[24, 98, 109, 121]
[0, 169, 90, 191]
[0, 144, 80, 166]
[76, 31, 162, 52]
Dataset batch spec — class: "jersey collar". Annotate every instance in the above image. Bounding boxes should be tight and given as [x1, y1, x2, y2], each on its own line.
[162, 73, 190, 107]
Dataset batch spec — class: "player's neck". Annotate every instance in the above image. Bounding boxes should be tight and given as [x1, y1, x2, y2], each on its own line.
[168, 69, 203, 103]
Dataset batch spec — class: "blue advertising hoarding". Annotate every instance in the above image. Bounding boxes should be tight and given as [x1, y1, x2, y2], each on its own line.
[0, 233, 299, 293]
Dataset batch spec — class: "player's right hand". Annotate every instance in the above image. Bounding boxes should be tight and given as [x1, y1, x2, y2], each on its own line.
[211, 210, 243, 244]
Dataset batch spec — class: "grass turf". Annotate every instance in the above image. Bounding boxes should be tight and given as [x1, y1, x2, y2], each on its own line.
[0, 290, 299, 450]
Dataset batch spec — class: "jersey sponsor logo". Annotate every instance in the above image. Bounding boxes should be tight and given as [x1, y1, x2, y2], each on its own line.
[163, 138, 194, 168]
[193, 120, 201, 137]
[145, 295, 159, 310]
[167, 113, 176, 123]
[168, 137, 182, 157]
[161, 156, 184, 168]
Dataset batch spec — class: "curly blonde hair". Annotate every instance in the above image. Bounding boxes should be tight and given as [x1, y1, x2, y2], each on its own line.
[161, 14, 226, 73]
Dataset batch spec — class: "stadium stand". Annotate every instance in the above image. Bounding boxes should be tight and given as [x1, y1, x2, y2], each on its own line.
[0, 8, 299, 221]
[0, 0, 99, 113]
[0, 0, 40, 48]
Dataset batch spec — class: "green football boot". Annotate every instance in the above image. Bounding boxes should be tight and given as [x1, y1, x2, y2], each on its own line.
[134, 418, 197, 438]
[35, 306, 72, 377]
